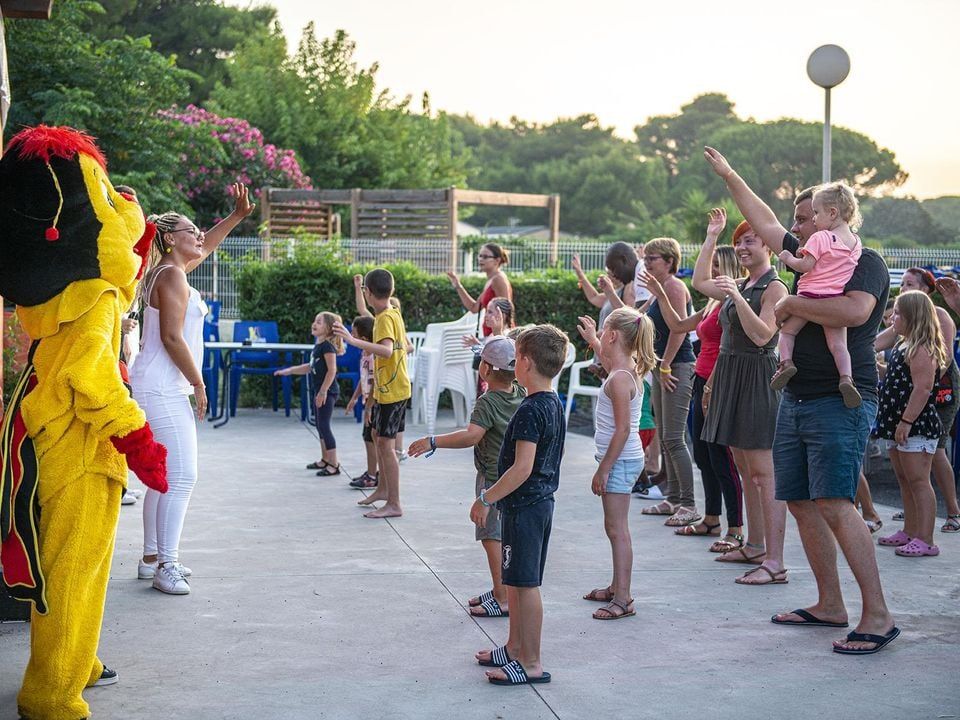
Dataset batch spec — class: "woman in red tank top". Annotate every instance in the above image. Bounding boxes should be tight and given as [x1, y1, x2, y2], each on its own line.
[446, 243, 513, 336]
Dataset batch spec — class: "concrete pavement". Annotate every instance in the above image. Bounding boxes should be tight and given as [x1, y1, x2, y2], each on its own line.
[1, 408, 957, 720]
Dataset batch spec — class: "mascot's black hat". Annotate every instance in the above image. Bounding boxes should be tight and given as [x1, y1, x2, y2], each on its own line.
[0, 125, 108, 307]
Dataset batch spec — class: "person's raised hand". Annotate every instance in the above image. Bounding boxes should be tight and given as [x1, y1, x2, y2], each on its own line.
[230, 182, 255, 219]
[713, 275, 741, 299]
[703, 147, 734, 179]
[936, 277, 960, 311]
[446, 270, 461, 288]
[577, 315, 599, 347]
[571, 253, 583, 274]
[706, 208, 727, 240]
[332, 321, 354, 344]
[636, 270, 665, 298]
[461, 334, 481, 348]
[354, 274, 364, 290]
[597, 274, 612, 293]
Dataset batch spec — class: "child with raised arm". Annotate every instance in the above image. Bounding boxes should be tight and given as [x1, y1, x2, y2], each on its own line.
[577, 308, 657, 620]
[771, 182, 864, 407]
[334, 269, 410, 518]
[275, 312, 345, 475]
[408, 336, 525, 619]
[471, 325, 568, 686]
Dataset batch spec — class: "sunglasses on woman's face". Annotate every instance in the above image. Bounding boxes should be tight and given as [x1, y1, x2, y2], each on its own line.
[477, 254, 495, 260]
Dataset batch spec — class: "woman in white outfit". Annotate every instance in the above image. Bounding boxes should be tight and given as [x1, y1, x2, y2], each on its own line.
[131, 184, 254, 595]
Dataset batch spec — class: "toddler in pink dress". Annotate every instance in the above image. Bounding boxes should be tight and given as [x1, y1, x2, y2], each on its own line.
[770, 183, 864, 407]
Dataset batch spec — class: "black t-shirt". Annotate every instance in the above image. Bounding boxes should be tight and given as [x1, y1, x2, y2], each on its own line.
[311, 341, 339, 396]
[782, 232, 889, 401]
[497, 391, 565, 511]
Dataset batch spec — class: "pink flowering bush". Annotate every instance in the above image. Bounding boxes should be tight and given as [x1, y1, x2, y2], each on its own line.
[159, 105, 312, 231]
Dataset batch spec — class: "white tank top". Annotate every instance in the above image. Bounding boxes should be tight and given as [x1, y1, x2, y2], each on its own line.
[594, 368, 644, 461]
[129, 265, 208, 396]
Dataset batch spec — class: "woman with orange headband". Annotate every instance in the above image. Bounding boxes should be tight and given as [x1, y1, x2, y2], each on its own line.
[692, 211, 791, 585]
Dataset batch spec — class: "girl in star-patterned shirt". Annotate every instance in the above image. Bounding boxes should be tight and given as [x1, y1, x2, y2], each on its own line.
[875, 290, 945, 558]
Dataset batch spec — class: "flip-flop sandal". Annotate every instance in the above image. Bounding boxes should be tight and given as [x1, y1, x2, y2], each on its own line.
[592, 599, 635, 620]
[675, 522, 721, 536]
[833, 627, 900, 655]
[316, 464, 341, 477]
[641, 501, 678, 516]
[941, 514, 960, 533]
[715, 546, 765, 564]
[770, 608, 849, 628]
[488, 660, 551, 686]
[735, 565, 788, 585]
[710, 533, 744, 553]
[582, 587, 614, 602]
[664, 510, 702, 527]
[864, 519, 883, 534]
[477, 645, 512, 667]
[469, 590, 494, 608]
[471, 596, 509, 617]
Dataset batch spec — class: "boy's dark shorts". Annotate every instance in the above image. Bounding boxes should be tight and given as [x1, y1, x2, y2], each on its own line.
[501, 498, 554, 588]
[371, 399, 407, 439]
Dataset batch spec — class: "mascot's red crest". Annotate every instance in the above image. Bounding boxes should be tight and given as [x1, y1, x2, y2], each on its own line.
[5, 125, 107, 169]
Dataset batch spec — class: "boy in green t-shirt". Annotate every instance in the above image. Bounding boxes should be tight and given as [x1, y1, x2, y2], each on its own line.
[409, 336, 525, 619]
[335, 268, 410, 519]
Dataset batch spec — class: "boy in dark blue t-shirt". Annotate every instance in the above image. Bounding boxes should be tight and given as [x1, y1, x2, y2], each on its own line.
[470, 324, 568, 686]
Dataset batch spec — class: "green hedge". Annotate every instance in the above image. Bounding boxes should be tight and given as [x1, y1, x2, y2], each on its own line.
[235, 241, 602, 360]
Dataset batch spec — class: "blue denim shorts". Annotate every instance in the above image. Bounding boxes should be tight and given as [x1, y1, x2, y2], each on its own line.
[598, 456, 645, 494]
[773, 394, 877, 502]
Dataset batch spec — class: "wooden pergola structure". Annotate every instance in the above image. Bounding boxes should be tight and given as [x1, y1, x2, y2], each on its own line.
[262, 187, 561, 268]
[1, 0, 55, 406]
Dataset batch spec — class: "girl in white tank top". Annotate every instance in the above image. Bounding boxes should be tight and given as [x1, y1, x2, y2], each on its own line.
[576, 307, 658, 621]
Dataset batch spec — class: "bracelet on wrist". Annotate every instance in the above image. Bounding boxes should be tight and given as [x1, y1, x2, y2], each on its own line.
[479, 489, 492, 507]
[424, 436, 438, 458]
[900, 417, 915, 426]
[659, 365, 672, 374]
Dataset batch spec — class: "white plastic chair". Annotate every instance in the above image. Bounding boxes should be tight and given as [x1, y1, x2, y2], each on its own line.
[564, 359, 603, 428]
[405, 331, 427, 389]
[551, 343, 577, 394]
[410, 313, 477, 430]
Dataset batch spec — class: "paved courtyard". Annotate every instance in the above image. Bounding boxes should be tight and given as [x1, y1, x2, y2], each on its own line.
[1, 408, 957, 720]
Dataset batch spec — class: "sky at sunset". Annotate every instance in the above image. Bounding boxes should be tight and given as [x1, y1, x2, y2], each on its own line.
[244, 0, 959, 199]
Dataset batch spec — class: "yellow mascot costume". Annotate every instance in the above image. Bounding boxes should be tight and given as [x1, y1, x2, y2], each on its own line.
[0, 126, 168, 720]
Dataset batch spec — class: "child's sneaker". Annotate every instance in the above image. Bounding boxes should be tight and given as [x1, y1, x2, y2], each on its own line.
[153, 563, 190, 595]
[396, 450, 409, 462]
[138, 559, 192, 580]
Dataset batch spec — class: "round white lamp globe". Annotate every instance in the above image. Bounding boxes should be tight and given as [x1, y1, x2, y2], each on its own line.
[807, 44, 851, 89]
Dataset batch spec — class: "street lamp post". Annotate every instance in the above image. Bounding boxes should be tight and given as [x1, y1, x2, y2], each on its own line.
[806, 44, 851, 183]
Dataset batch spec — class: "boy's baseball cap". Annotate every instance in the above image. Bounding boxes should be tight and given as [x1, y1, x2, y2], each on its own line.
[480, 336, 516, 371]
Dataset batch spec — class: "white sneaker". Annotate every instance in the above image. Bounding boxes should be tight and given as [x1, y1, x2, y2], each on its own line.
[152, 563, 190, 595]
[396, 450, 409, 462]
[138, 559, 192, 580]
[121, 492, 137, 506]
[635, 485, 665, 501]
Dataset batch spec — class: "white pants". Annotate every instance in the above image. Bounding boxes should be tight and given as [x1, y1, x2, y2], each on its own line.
[135, 391, 198, 564]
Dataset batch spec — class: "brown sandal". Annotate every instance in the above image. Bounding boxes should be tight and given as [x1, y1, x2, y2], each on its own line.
[592, 599, 635, 620]
[583, 587, 615, 602]
[675, 522, 721, 537]
[734, 565, 788, 585]
[715, 546, 765, 564]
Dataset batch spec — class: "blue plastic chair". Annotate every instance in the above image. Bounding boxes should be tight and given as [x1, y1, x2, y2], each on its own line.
[201, 320, 220, 419]
[229, 321, 286, 417]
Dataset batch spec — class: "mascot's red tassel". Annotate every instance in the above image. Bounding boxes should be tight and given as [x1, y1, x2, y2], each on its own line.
[0, 125, 167, 720]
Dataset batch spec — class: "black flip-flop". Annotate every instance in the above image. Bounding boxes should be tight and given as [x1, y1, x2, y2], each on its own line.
[477, 645, 511, 668]
[488, 660, 551, 686]
[771, 608, 849, 628]
[833, 626, 901, 655]
[471, 596, 508, 617]
[469, 590, 494, 608]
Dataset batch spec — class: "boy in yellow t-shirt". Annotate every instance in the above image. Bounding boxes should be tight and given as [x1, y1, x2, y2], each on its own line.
[335, 268, 410, 518]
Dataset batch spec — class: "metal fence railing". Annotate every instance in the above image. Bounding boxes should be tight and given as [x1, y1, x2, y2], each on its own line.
[191, 237, 960, 319]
